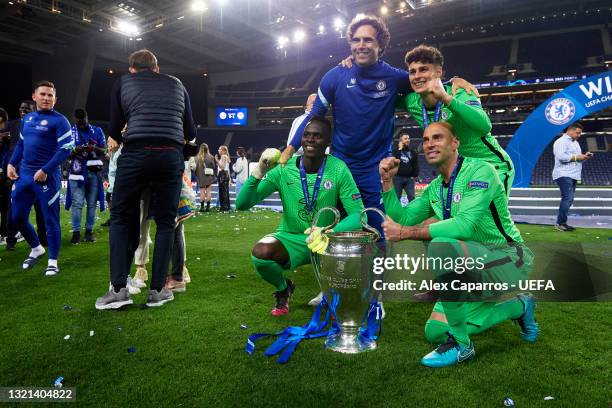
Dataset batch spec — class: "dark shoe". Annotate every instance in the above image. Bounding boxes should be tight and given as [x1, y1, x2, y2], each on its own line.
[84, 230, 96, 242]
[271, 279, 295, 316]
[6, 241, 16, 251]
[71, 231, 81, 245]
[561, 223, 575, 231]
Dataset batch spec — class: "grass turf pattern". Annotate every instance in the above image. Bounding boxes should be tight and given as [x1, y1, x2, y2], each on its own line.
[0, 209, 610, 407]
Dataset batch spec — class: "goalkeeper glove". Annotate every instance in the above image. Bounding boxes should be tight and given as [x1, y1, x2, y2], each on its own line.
[252, 148, 281, 179]
[305, 226, 330, 254]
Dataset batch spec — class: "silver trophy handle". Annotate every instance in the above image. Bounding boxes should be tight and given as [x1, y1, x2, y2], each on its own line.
[311, 207, 340, 232]
[360, 207, 385, 241]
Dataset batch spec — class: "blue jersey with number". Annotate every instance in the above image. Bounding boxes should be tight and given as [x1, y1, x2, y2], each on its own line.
[9, 110, 73, 174]
[289, 61, 409, 172]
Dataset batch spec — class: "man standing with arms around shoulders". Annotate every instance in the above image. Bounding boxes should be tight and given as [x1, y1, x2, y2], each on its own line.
[380, 122, 538, 368]
[95, 49, 198, 309]
[7, 81, 74, 276]
[552, 122, 591, 231]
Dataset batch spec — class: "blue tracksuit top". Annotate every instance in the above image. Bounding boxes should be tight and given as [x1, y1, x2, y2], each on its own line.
[289, 60, 410, 174]
[9, 110, 73, 175]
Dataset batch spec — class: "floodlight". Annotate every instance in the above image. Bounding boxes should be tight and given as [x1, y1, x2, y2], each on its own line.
[191, 0, 207, 13]
[293, 29, 306, 43]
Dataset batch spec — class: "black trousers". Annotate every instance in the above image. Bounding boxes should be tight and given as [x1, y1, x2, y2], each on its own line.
[109, 145, 184, 291]
[218, 172, 230, 211]
[0, 178, 45, 245]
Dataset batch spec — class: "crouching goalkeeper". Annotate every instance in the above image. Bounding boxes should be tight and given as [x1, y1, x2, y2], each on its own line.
[380, 122, 539, 368]
[235, 117, 364, 316]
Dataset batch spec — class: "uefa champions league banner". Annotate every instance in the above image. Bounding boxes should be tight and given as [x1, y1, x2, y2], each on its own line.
[507, 71, 612, 187]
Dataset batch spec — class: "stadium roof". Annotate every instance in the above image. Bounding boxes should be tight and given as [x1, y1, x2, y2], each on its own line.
[0, 0, 610, 74]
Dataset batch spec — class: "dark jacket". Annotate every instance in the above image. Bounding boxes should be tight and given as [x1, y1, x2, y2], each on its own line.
[109, 70, 197, 146]
[392, 147, 419, 178]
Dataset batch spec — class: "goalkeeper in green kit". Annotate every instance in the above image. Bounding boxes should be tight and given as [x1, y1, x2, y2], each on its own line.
[235, 117, 364, 316]
[398, 45, 515, 195]
[380, 122, 538, 368]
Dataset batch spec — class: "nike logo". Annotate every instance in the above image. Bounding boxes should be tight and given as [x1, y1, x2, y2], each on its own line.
[457, 346, 475, 362]
[346, 84, 357, 89]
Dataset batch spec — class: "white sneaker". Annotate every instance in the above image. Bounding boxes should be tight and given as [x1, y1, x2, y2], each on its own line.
[308, 292, 324, 307]
[44, 265, 59, 276]
[108, 278, 141, 295]
[127, 277, 141, 294]
[131, 278, 146, 289]
[15, 232, 25, 242]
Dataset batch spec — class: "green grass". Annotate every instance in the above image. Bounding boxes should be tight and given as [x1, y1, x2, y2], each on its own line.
[0, 209, 611, 407]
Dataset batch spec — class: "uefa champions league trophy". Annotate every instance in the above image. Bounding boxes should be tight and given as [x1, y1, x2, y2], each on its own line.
[310, 207, 385, 354]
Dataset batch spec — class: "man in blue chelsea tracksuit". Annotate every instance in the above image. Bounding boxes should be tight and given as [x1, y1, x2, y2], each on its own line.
[283, 15, 408, 237]
[7, 80, 73, 276]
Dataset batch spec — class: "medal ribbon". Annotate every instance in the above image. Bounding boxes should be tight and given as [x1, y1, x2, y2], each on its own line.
[300, 156, 327, 212]
[439, 156, 463, 220]
[421, 101, 442, 128]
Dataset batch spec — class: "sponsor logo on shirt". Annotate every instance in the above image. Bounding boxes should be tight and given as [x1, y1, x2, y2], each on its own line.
[465, 100, 482, 107]
[352, 193, 361, 200]
[323, 180, 333, 190]
[468, 181, 489, 189]
[545, 97, 576, 125]
[453, 192, 462, 203]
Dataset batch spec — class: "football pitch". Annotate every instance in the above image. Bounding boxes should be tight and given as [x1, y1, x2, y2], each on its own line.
[0, 209, 610, 407]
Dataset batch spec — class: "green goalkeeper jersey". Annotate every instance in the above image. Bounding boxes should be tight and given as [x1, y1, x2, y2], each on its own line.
[398, 86, 513, 179]
[383, 156, 523, 245]
[236, 155, 364, 234]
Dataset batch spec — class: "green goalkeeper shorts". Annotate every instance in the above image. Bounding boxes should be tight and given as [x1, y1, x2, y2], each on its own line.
[269, 231, 311, 271]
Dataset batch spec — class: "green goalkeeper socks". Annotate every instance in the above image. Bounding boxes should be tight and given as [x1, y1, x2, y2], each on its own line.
[251, 256, 287, 292]
[441, 302, 471, 346]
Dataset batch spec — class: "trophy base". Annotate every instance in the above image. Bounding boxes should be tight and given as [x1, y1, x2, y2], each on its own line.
[324, 331, 377, 354]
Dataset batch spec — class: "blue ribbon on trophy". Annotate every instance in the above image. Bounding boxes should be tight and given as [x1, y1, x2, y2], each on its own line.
[245, 207, 385, 364]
